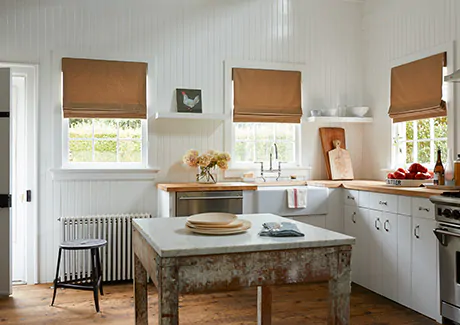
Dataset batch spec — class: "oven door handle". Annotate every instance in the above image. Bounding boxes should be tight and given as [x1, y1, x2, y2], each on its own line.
[178, 196, 243, 201]
[433, 228, 459, 246]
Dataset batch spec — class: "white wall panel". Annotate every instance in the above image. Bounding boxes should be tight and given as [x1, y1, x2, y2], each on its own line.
[362, 0, 460, 179]
[0, 0, 365, 282]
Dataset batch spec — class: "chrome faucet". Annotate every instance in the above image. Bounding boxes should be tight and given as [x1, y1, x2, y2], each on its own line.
[269, 143, 278, 171]
[254, 143, 285, 182]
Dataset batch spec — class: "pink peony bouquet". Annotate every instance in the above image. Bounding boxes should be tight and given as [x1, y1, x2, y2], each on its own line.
[183, 149, 231, 183]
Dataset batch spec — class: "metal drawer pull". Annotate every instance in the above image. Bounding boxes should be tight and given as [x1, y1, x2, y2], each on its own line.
[384, 220, 389, 232]
[375, 218, 380, 230]
[418, 207, 430, 212]
[379, 201, 388, 206]
[178, 196, 243, 201]
[414, 225, 420, 239]
[352, 212, 356, 223]
[347, 196, 355, 200]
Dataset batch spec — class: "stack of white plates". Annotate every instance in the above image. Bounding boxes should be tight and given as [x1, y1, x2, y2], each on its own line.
[185, 212, 251, 235]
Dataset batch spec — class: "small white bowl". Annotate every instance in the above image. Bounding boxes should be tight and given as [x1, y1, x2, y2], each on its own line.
[348, 106, 369, 117]
[321, 109, 338, 117]
[310, 110, 321, 117]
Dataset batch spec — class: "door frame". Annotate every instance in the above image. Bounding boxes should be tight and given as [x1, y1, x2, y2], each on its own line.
[0, 62, 39, 285]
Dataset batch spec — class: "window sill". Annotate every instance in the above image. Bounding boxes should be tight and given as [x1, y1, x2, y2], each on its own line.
[50, 167, 161, 181]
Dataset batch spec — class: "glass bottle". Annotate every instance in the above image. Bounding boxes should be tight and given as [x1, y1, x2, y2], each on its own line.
[454, 154, 460, 187]
[445, 149, 454, 185]
[433, 149, 445, 186]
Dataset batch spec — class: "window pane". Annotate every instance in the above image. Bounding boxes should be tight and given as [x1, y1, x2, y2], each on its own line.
[94, 140, 117, 162]
[435, 140, 448, 162]
[69, 119, 92, 139]
[406, 142, 414, 164]
[255, 124, 274, 141]
[119, 140, 141, 162]
[255, 142, 272, 162]
[277, 142, 295, 162]
[405, 121, 414, 141]
[234, 124, 254, 141]
[69, 140, 92, 162]
[434, 117, 448, 139]
[234, 142, 254, 162]
[275, 124, 295, 141]
[417, 141, 431, 164]
[119, 119, 142, 139]
[94, 119, 117, 139]
[417, 119, 431, 140]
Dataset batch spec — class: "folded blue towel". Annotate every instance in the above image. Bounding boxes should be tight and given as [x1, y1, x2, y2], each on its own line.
[259, 222, 305, 237]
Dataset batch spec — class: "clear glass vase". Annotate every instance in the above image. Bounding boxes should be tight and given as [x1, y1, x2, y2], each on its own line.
[197, 166, 217, 184]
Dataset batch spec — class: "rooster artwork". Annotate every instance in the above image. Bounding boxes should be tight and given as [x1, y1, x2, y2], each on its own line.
[176, 88, 203, 113]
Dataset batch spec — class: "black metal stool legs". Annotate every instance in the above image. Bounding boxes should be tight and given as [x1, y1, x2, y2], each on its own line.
[51, 248, 62, 306]
[90, 248, 100, 313]
[95, 248, 103, 296]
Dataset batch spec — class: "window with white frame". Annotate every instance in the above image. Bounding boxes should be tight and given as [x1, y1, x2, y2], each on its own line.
[233, 123, 298, 164]
[392, 116, 448, 168]
[66, 118, 146, 164]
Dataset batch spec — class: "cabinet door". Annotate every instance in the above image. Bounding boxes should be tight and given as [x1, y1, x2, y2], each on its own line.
[397, 214, 412, 308]
[411, 217, 438, 320]
[344, 206, 359, 283]
[356, 208, 370, 288]
[367, 209, 383, 295]
[380, 212, 398, 302]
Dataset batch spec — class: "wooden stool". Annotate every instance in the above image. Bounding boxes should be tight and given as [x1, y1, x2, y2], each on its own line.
[51, 239, 107, 312]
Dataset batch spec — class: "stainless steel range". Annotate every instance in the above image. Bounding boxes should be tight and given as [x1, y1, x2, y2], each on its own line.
[431, 192, 460, 324]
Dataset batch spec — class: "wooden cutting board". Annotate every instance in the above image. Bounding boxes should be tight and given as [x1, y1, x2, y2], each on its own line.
[328, 140, 354, 180]
[319, 128, 346, 179]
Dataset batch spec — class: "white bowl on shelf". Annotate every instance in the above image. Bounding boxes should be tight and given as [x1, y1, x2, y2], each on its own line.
[310, 110, 321, 117]
[348, 106, 369, 117]
[321, 109, 338, 117]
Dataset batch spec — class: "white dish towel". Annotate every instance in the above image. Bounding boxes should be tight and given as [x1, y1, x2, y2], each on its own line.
[287, 188, 308, 209]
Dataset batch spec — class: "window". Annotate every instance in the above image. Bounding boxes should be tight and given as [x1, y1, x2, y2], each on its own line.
[392, 117, 448, 167]
[233, 123, 298, 164]
[65, 118, 145, 165]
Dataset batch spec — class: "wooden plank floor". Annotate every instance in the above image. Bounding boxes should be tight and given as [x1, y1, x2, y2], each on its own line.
[0, 282, 439, 324]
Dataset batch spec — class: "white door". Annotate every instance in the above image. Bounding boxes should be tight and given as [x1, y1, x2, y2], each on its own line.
[411, 217, 438, 320]
[380, 212, 398, 302]
[356, 208, 370, 289]
[397, 214, 412, 308]
[0, 68, 12, 296]
[344, 206, 359, 282]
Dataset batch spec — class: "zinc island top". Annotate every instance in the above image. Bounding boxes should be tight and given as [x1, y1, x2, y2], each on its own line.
[132, 213, 355, 258]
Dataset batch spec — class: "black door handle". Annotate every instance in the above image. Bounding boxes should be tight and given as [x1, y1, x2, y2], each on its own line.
[0, 194, 11, 208]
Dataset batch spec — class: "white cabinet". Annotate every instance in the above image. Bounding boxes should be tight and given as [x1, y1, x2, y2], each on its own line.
[380, 212, 398, 302]
[344, 189, 359, 207]
[369, 192, 398, 213]
[412, 197, 435, 219]
[397, 214, 412, 308]
[398, 196, 411, 216]
[344, 206, 369, 288]
[411, 216, 438, 320]
[367, 209, 383, 294]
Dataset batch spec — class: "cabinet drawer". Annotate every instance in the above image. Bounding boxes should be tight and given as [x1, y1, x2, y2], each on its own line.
[411, 197, 435, 219]
[369, 193, 397, 213]
[398, 196, 411, 216]
[344, 189, 359, 206]
[358, 191, 370, 208]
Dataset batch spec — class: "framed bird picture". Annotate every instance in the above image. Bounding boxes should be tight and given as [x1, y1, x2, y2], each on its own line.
[176, 88, 202, 113]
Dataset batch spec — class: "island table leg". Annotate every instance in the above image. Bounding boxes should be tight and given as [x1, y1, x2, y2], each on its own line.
[158, 261, 179, 325]
[257, 285, 272, 325]
[328, 248, 352, 325]
[134, 254, 148, 325]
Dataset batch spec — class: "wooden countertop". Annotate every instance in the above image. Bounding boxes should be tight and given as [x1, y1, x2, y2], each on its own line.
[157, 182, 258, 192]
[308, 180, 451, 198]
[157, 180, 453, 197]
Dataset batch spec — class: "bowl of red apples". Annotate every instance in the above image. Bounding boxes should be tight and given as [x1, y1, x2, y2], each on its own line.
[386, 163, 433, 186]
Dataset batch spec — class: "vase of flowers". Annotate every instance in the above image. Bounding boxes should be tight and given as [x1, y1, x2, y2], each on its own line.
[183, 149, 231, 184]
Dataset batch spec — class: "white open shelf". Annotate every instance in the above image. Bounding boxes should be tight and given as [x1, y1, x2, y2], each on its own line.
[306, 116, 374, 123]
[154, 112, 227, 120]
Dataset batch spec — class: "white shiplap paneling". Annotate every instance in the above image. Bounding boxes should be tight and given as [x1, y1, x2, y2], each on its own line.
[362, 0, 460, 179]
[0, 0, 365, 282]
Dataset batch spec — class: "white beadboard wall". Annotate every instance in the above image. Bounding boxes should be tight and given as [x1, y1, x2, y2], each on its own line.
[0, 0, 366, 282]
[362, 0, 460, 179]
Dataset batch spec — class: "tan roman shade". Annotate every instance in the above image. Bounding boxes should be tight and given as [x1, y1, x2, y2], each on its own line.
[233, 68, 302, 123]
[389, 52, 447, 123]
[62, 58, 147, 119]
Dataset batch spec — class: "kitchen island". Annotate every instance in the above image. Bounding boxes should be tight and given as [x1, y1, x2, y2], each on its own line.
[132, 213, 355, 325]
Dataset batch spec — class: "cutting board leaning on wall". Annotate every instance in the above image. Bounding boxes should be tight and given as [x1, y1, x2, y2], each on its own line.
[319, 127, 354, 180]
[328, 140, 354, 180]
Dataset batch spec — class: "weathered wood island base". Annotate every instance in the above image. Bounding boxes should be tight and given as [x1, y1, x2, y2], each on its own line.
[132, 214, 354, 325]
